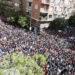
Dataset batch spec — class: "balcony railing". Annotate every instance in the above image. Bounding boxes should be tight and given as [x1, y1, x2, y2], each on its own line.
[40, 17, 47, 21]
[40, 8, 48, 13]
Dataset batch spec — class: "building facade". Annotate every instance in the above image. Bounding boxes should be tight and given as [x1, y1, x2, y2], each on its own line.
[2, 0, 75, 30]
[23, 0, 74, 30]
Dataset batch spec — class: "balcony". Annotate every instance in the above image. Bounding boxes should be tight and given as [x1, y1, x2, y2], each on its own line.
[47, 18, 54, 21]
[41, 0, 50, 5]
[40, 17, 48, 21]
[40, 8, 48, 13]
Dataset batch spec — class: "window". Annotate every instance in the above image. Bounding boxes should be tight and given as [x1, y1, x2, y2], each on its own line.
[49, 15, 52, 18]
[56, 6, 61, 11]
[34, 4, 38, 9]
[50, 0, 55, 2]
[61, 0, 64, 4]
[47, 0, 49, 3]
[59, 8, 61, 11]
[58, 15, 60, 17]
[29, 3, 32, 6]
[44, 5, 47, 10]
[56, 0, 60, 5]
[62, 13, 65, 17]
[54, 14, 57, 18]
[33, 13, 37, 18]
[65, 0, 69, 6]
[49, 7, 53, 11]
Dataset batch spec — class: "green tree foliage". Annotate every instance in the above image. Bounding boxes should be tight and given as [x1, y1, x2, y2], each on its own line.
[17, 64, 25, 73]
[14, 11, 23, 19]
[6, 8, 15, 17]
[0, 51, 48, 75]
[6, 8, 22, 18]
[18, 16, 27, 27]
[0, 4, 5, 14]
[28, 70, 34, 75]
[45, 52, 49, 59]
[1, 60, 9, 68]
[6, 8, 28, 28]
[32, 54, 46, 66]
[7, 17, 15, 23]
[0, 69, 3, 75]
[0, 0, 5, 3]
[8, 72, 11, 75]
[0, 6, 28, 28]
[68, 13, 75, 27]
[51, 18, 68, 30]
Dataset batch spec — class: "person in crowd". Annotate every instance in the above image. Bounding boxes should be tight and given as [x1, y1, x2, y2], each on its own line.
[0, 18, 74, 75]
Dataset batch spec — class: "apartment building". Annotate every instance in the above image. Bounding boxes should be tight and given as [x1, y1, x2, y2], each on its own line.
[23, 0, 74, 30]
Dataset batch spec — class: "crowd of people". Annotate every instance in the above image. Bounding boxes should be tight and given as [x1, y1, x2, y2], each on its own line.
[0, 18, 75, 75]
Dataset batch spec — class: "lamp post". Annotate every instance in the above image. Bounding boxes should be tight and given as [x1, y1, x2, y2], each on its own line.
[29, 2, 32, 31]
[29, 16, 32, 31]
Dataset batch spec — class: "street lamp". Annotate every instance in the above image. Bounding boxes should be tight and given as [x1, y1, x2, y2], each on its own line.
[29, 11, 32, 31]
[29, 3, 32, 31]
[29, 25, 32, 31]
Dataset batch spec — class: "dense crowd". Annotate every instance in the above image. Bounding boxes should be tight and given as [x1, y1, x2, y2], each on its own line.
[0, 18, 75, 75]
